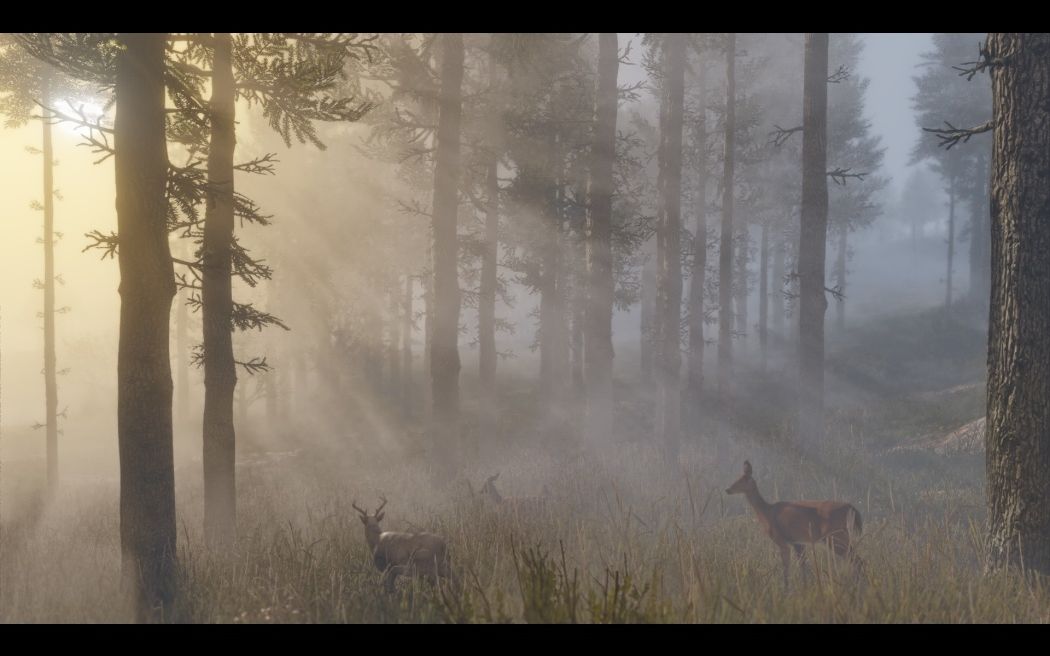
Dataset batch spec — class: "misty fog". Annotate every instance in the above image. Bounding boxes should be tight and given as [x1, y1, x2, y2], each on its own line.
[1, 32, 1039, 624]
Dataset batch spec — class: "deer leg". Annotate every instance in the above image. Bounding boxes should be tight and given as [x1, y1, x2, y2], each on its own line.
[381, 567, 401, 593]
[779, 544, 791, 589]
[793, 544, 810, 584]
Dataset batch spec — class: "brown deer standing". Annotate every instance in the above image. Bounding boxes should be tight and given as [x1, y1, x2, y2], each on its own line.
[353, 497, 453, 592]
[725, 461, 863, 587]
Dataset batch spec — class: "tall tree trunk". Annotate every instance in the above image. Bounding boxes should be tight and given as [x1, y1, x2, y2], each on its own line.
[402, 274, 413, 417]
[430, 33, 464, 477]
[685, 68, 708, 438]
[834, 224, 847, 333]
[175, 284, 189, 427]
[946, 171, 956, 313]
[571, 281, 585, 396]
[41, 71, 58, 495]
[202, 32, 237, 545]
[798, 33, 829, 446]
[540, 135, 570, 413]
[718, 33, 736, 398]
[657, 33, 686, 462]
[478, 120, 499, 440]
[114, 32, 177, 621]
[772, 229, 785, 340]
[264, 283, 277, 425]
[986, 32, 1050, 575]
[423, 242, 434, 420]
[387, 281, 401, 400]
[759, 222, 769, 368]
[640, 243, 656, 382]
[584, 33, 618, 447]
[734, 225, 748, 337]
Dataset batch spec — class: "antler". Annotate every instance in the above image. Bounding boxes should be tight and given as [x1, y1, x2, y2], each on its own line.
[376, 495, 388, 515]
[352, 499, 368, 517]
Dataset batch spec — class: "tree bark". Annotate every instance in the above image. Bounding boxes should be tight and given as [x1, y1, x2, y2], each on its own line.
[657, 33, 686, 463]
[584, 33, 619, 447]
[430, 33, 464, 477]
[41, 71, 58, 495]
[202, 32, 237, 545]
[985, 32, 1050, 575]
[718, 33, 736, 398]
[114, 32, 177, 621]
[797, 33, 829, 446]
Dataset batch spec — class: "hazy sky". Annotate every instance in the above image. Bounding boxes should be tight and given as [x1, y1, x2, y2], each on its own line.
[856, 33, 933, 196]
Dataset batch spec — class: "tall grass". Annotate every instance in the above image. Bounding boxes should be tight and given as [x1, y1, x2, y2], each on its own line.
[1, 432, 1046, 623]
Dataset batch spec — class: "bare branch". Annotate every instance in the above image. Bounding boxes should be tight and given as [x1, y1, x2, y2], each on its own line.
[827, 64, 849, 84]
[827, 168, 867, 186]
[769, 124, 802, 148]
[922, 120, 993, 150]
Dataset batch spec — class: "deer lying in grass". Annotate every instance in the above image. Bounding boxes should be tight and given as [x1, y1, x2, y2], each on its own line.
[475, 472, 550, 517]
[725, 461, 863, 587]
[353, 497, 453, 592]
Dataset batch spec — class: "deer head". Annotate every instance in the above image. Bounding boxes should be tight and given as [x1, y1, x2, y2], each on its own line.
[725, 460, 757, 495]
[480, 472, 503, 502]
[353, 496, 388, 547]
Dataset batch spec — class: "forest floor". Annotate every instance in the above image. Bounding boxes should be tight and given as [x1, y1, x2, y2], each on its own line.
[3, 304, 1047, 623]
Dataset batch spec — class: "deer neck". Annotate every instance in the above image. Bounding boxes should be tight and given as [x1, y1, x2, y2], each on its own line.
[743, 486, 773, 521]
[365, 525, 382, 552]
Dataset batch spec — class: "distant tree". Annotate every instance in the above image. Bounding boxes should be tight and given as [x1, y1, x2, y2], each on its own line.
[798, 33, 829, 446]
[430, 33, 465, 476]
[584, 33, 619, 447]
[684, 50, 709, 436]
[654, 33, 686, 462]
[718, 33, 737, 398]
[827, 34, 887, 332]
[912, 33, 993, 312]
[0, 37, 86, 495]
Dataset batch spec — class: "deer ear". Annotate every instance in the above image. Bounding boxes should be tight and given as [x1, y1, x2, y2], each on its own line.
[359, 514, 368, 524]
[743, 460, 752, 476]
[376, 511, 385, 522]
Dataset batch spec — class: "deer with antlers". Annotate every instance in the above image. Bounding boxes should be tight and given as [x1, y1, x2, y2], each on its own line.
[473, 472, 550, 518]
[353, 496, 453, 592]
[725, 461, 863, 587]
